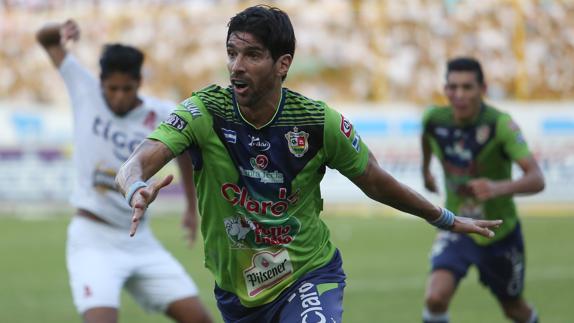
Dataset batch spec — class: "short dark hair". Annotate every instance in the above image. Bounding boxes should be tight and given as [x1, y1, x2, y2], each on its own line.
[227, 5, 296, 61]
[446, 57, 484, 85]
[99, 44, 144, 80]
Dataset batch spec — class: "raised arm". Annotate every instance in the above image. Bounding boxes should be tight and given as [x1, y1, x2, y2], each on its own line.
[351, 152, 501, 238]
[36, 19, 80, 67]
[116, 139, 175, 236]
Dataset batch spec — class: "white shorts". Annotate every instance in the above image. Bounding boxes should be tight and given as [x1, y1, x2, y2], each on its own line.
[66, 216, 198, 314]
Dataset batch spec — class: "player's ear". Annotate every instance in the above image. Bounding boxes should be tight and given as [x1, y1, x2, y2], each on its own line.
[276, 54, 293, 79]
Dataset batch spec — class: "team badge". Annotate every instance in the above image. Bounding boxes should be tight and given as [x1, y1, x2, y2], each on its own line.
[475, 125, 490, 144]
[340, 115, 353, 138]
[285, 127, 309, 158]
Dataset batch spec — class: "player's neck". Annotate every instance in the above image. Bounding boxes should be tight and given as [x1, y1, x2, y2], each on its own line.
[238, 88, 282, 129]
[454, 102, 483, 125]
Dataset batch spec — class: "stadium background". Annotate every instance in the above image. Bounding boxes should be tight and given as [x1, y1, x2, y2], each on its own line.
[0, 0, 573, 322]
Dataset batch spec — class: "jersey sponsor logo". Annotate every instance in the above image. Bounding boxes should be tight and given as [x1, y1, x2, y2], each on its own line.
[435, 127, 449, 137]
[352, 133, 361, 152]
[222, 128, 237, 143]
[165, 113, 188, 131]
[253, 154, 268, 169]
[220, 183, 299, 217]
[224, 215, 256, 248]
[445, 140, 472, 161]
[92, 116, 146, 161]
[476, 125, 490, 145]
[295, 282, 328, 323]
[248, 135, 271, 152]
[285, 127, 309, 158]
[243, 249, 293, 297]
[181, 98, 202, 119]
[223, 214, 301, 249]
[340, 115, 353, 138]
[239, 156, 284, 184]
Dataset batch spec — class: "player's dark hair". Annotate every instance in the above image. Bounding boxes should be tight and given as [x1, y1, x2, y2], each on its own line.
[99, 44, 144, 80]
[446, 57, 484, 85]
[227, 5, 296, 62]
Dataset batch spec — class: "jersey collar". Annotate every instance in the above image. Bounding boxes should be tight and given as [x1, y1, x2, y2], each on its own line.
[233, 88, 286, 130]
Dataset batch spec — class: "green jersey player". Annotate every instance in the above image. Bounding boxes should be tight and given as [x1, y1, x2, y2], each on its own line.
[116, 6, 502, 323]
[421, 57, 545, 323]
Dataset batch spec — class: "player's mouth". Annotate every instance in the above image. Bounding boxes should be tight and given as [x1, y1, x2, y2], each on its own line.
[231, 79, 250, 95]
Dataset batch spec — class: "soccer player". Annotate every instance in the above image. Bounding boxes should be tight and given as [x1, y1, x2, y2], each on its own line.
[36, 20, 213, 323]
[115, 6, 502, 323]
[420, 57, 545, 323]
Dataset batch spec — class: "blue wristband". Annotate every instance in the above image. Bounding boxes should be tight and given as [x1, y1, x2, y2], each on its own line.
[125, 181, 148, 206]
[428, 208, 455, 230]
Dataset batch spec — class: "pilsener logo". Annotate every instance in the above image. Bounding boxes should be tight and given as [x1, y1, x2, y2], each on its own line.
[243, 249, 293, 297]
[92, 116, 146, 161]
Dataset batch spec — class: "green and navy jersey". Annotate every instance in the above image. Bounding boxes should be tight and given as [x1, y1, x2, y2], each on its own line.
[422, 104, 531, 245]
[149, 85, 368, 307]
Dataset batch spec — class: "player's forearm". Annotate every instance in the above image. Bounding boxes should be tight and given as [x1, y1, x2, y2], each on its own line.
[36, 23, 62, 48]
[421, 136, 433, 173]
[353, 153, 442, 222]
[116, 139, 174, 196]
[176, 153, 198, 212]
[370, 175, 442, 222]
[495, 170, 545, 197]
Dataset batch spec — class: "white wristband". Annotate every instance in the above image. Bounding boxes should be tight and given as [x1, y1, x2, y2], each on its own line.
[125, 181, 148, 207]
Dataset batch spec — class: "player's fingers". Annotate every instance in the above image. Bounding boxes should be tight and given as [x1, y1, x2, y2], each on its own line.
[475, 226, 495, 238]
[476, 219, 503, 228]
[138, 189, 151, 201]
[130, 207, 145, 236]
[155, 174, 174, 190]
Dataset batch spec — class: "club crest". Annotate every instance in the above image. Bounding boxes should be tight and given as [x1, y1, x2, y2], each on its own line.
[285, 127, 309, 158]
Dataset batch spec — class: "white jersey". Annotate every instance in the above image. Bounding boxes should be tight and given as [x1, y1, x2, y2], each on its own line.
[59, 54, 175, 229]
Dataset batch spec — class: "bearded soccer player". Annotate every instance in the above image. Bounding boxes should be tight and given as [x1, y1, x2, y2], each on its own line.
[420, 57, 545, 323]
[36, 19, 212, 323]
[116, 6, 502, 323]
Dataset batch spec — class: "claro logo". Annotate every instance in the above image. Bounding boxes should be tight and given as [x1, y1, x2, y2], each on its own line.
[220, 183, 299, 217]
[92, 116, 146, 161]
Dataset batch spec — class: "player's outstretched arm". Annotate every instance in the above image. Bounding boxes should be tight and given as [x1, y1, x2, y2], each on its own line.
[36, 19, 80, 67]
[116, 139, 175, 236]
[351, 151, 501, 238]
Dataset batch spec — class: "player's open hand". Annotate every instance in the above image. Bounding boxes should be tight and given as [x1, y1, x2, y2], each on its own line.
[129, 175, 174, 237]
[451, 216, 502, 238]
[60, 19, 80, 45]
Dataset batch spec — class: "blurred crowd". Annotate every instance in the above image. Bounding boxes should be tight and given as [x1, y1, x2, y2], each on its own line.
[1, 0, 573, 106]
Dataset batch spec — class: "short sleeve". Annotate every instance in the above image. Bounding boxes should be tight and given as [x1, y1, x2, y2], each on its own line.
[497, 113, 531, 161]
[323, 106, 369, 178]
[148, 96, 210, 156]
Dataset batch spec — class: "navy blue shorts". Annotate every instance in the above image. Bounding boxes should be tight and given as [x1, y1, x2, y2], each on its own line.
[215, 249, 346, 323]
[430, 222, 525, 300]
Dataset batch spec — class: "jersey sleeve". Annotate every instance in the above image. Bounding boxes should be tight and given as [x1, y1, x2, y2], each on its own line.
[421, 106, 438, 137]
[58, 54, 98, 110]
[148, 96, 210, 156]
[497, 113, 531, 161]
[323, 105, 369, 178]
